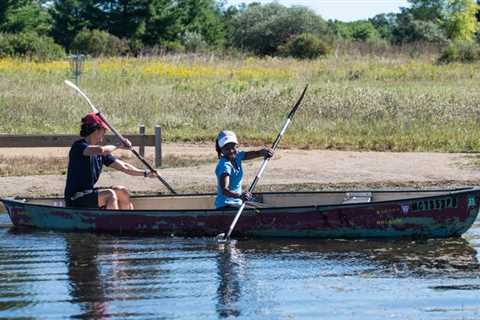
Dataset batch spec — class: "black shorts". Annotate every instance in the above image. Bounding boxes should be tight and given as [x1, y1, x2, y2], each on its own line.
[65, 191, 99, 208]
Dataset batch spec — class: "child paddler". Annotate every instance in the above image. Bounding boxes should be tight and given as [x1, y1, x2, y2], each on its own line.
[64, 112, 158, 209]
[214, 130, 273, 209]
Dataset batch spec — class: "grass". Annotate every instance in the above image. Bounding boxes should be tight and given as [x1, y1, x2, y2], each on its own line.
[1, 54, 480, 152]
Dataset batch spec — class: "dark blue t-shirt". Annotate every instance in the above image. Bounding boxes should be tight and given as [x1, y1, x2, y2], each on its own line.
[64, 139, 116, 199]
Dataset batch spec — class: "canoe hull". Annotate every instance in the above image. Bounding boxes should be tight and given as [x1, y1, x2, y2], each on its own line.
[2, 189, 480, 239]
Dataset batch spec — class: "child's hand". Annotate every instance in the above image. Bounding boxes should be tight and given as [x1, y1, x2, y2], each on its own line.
[261, 148, 274, 158]
[240, 191, 253, 202]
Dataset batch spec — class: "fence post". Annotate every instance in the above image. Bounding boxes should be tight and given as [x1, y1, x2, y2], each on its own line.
[139, 124, 145, 157]
[155, 125, 162, 168]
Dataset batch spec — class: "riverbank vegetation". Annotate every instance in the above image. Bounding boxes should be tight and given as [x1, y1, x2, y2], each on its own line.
[1, 0, 480, 152]
[1, 53, 480, 152]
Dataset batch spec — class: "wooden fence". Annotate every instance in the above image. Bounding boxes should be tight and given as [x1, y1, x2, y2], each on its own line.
[0, 125, 163, 167]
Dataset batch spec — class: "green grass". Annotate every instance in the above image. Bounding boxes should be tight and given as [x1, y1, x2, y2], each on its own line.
[1, 55, 480, 152]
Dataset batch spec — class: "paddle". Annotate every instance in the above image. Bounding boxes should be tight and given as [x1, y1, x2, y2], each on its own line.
[216, 85, 309, 243]
[64, 80, 177, 194]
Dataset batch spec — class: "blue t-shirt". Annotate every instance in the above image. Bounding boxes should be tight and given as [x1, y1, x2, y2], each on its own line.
[215, 151, 246, 208]
[64, 139, 116, 199]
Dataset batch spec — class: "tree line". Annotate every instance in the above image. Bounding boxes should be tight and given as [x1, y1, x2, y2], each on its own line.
[0, 0, 479, 61]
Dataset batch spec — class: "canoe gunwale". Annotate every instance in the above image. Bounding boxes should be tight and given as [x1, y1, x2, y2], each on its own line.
[2, 186, 480, 214]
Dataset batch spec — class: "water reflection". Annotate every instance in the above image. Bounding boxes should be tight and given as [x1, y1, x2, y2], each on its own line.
[65, 234, 107, 319]
[1, 211, 480, 319]
[232, 237, 480, 279]
[215, 244, 244, 318]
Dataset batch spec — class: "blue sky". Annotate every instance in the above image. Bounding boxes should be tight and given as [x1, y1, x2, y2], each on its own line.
[225, 0, 410, 21]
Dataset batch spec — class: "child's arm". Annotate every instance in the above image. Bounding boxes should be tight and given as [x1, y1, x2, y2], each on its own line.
[244, 148, 274, 161]
[219, 174, 252, 201]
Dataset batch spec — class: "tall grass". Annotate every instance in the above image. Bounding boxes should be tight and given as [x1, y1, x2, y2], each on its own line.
[1, 55, 480, 152]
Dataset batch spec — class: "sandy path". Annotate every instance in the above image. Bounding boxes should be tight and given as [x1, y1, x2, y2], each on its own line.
[1, 144, 480, 200]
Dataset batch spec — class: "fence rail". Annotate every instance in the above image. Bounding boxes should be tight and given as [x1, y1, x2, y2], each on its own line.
[0, 125, 163, 167]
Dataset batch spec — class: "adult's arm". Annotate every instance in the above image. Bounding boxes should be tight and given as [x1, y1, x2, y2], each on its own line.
[82, 139, 132, 157]
[83, 145, 118, 156]
[110, 159, 158, 177]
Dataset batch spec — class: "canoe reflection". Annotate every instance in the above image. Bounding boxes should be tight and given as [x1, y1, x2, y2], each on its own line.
[231, 238, 480, 278]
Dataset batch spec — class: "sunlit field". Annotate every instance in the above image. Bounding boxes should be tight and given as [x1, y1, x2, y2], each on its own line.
[1, 54, 480, 152]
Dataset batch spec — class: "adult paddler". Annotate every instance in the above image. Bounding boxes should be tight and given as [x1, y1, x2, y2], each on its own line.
[64, 112, 158, 209]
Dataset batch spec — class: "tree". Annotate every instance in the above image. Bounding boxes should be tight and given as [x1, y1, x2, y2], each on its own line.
[175, 0, 224, 46]
[407, 0, 447, 21]
[391, 0, 449, 43]
[49, 0, 102, 49]
[369, 13, 396, 41]
[445, 0, 479, 41]
[96, 0, 151, 41]
[0, 1, 51, 35]
[229, 3, 328, 55]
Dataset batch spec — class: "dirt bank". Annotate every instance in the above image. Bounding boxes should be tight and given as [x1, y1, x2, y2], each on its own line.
[1, 144, 480, 200]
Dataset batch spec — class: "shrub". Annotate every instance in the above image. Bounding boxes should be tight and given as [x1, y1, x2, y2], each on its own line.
[162, 41, 185, 54]
[279, 33, 330, 59]
[438, 40, 480, 63]
[229, 3, 329, 56]
[181, 31, 208, 53]
[71, 29, 130, 57]
[0, 32, 65, 61]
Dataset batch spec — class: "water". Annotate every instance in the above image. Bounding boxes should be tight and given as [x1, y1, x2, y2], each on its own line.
[0, 213, 479, 320]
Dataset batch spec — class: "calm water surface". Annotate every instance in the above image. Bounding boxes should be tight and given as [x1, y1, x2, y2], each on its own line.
[0, 213, 479, 320]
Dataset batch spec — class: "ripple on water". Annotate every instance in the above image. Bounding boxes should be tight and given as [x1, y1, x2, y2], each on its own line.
[0, 213, 479, 319]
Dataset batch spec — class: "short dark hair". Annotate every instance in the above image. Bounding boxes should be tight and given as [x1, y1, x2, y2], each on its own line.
[80, 123, 102, 137]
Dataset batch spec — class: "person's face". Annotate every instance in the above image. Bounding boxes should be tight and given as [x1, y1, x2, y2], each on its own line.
[221, 142, 238, 160]
[92, 128, 106, 143]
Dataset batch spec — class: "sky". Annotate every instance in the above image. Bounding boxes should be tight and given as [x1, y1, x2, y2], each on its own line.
[225, 0, 410, 22]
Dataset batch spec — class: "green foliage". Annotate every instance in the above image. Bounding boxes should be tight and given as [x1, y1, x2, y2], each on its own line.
[175, 0, 225, 46]
[49, 0, 97, 49]
[0, 1, 51, 36]
[1, 2, 51, 35]
[407, 0, 448, 20]
[0, 32, 65, 60]
[445, 0, 479, 41]
[369, 14, 396, 41]
[438, 40, 480, 62]
[71, 29, 129, 56]
[229, 3, 329, 55]
[181, 31, 208, 53]
[392, 12, 448, 43]
[162, 40, 185, 53]
[279, 33, 329, 59]
[49, 0, 225, 51]
[331, 20, 380, 41]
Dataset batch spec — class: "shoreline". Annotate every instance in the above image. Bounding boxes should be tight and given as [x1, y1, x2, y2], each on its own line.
[1, 146, 480, 200]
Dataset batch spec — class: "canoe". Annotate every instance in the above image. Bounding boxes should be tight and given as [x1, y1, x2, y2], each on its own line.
[2, 187, 480, 239]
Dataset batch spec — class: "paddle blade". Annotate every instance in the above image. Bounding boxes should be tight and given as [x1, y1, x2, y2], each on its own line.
[216, 233, 227, 243]
[64, 80, 99, 113]
[287, 84, 309, 119]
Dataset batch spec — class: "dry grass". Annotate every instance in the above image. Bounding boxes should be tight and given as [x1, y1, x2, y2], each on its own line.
[1, 55, 480, 152]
